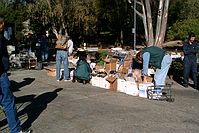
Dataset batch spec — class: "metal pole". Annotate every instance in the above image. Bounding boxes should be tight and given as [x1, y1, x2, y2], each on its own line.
[134, 0, 136, 50]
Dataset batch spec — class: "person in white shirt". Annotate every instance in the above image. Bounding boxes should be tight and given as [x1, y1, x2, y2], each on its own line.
[67, 36, 73, 55]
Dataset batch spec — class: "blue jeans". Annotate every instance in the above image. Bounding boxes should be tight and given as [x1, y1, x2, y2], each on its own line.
[0, 73, 21, 133]
[56, 50, 69, 80]
[183, 57, 198, 86]
[154, 55, 172, 86]
[41, 49, 48, 62]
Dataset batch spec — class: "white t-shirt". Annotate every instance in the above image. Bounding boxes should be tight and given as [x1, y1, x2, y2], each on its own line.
[67, 39, 73, 55]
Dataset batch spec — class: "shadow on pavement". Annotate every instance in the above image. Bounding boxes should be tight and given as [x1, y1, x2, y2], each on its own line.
[0, 95, 36, 129]
[10, 78, 35, 92]
[15, 94, 36, 104]
[171, 75, 199, 90]
[0, 88, 63, 130]
[19, 88, 63, 129]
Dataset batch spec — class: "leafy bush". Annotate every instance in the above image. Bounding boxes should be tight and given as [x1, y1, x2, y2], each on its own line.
[167, 18, 199, 41]
[96, 50, 109, 66]
[170, 59, 183, 76]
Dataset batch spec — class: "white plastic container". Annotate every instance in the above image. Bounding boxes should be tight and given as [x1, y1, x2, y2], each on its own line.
[139, 83, 154, 98]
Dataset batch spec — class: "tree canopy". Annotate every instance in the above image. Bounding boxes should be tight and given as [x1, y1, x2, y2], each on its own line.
[0, 0, 199, 46]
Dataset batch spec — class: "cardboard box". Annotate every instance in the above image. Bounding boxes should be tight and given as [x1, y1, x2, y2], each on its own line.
[46, 68, 63, 77]
[91, 76, 100, 87]
[106, 76, 117, 91]
[47, 68, 56, 77]
[121, 67, 129, 74]
[123, 60, 132, 67]
[125, 81, 139, 96]
[105, 62, 116, 71]
[117, 78, 127, 93]
[99, 77, 110, 89]
[111, 58, 117, 63]
[91, 76, 111, 89]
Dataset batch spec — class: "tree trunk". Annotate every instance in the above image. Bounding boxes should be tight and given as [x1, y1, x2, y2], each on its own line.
[141, 0, 149, 42]
[145, 0, 154, 46]
[155, 0, 164, 46]
[157, 0, 170, 47]
[131, 0, 170, 47]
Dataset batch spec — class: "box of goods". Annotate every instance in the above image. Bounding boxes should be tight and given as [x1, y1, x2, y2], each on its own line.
[125, 81, 139, 96]
[106, 76, 117, 91]
[95, 65, 104, 71]
[47, 68, 64, 77]
[111, 58, 118, 63]
[47, 68, 56, 77]
[29, 58, 37, 68]
[120, 66, 129, 74]
[21, 58, 37, 69]
[98, 77, 110, 89]
[91, 76, 100, 87]
[125, 53, 133, 60]
[143, 76, 153, 83]
[105, 62, 116, 71]
[117, 78, 127, 93]
[123, 60, 132, 67]
[138, 83, 154, 98]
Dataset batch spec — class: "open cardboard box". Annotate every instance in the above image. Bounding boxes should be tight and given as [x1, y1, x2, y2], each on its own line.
[106, 76, 117, 91]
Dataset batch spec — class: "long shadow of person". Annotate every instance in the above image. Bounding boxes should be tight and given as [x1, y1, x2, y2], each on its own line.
[0, 94, 36, 129]
[19, 88, 63, 129]
[10, 78, 35, 92]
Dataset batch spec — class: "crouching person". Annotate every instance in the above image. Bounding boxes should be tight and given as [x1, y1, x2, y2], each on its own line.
[73, 52, 92, 84]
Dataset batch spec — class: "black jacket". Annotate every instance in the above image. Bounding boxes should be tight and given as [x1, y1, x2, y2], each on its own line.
[0, 33, 9, 75]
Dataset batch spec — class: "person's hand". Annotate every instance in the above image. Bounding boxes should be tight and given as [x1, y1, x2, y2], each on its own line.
[142, 75, 151, 83]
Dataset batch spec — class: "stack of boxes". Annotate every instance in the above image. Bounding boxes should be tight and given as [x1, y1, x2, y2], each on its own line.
[91, 50, 154, 98]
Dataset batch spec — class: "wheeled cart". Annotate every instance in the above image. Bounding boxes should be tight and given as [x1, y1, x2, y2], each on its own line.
[147, 84, 174, 102]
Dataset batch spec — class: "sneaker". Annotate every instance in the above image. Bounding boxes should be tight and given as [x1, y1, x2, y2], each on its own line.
[19, 129, 32, 133]
[64, 79, 70, 82]
[57, 80, 60, 82]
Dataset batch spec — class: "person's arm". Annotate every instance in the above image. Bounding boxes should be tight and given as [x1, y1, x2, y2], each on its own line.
[142, 52, 150, 76]
[183, 42, 198, 55]
[192, 42, 199, 54]
[53, 27, 59, 39]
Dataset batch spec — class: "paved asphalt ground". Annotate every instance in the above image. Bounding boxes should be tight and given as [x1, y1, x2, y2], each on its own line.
[0, 69, 199, 133]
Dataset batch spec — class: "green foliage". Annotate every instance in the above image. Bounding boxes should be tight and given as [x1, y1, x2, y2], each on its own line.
[169, 59, 183, 79]
[0, 2, 28, 43]
[171, 60, 183, 72]
[167, 19, 199, 41]
[96, 50, 109, 65]
[179, 0, 199, 20]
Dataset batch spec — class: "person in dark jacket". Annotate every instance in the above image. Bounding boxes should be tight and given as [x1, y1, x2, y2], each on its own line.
[0, 17, 31, 133]
[73, 51, 92, 84]
[183, 33, 198, 89]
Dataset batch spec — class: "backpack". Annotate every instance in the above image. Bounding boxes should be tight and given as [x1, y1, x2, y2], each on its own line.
[55, 35, 68, 50]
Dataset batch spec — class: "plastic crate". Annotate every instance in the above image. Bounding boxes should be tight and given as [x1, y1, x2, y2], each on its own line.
[147, 84, 174, 102]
